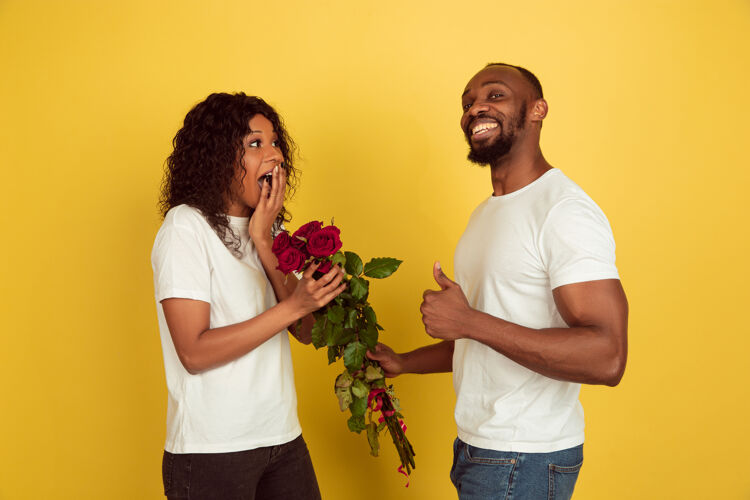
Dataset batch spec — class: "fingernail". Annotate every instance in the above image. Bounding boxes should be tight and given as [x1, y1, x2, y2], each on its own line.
[274, 165, 279, 173]
[436, 261, 442, 270]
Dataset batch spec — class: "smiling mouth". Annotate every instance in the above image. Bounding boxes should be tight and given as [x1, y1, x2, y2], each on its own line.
[471, 121, 499, 137]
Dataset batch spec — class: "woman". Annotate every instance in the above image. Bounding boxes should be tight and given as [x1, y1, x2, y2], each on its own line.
[151, 93, 344, 499]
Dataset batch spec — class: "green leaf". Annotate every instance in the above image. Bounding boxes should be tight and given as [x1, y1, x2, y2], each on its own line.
[327, 346, 339, 364]
[359, 323, 378, 349]
[365, 364, 384, 381]
[349, 276, 369, 301]
[327, 323, 344, 346]
[364, 306, 377, 326]
[310, 317, 327, 349]
[350, 395, 368, 417]
[351, 379, 369, 399]
[327, 305, 346, 324]
[390, 395, 401, 413]
[339, 330, 356, 345]
[367, 422, 380, 457]
[335, 370, 353, 388]
[343, 341, 367, 371]
[335, 386, 352, 412]
[363, 257, 402, 279]
[376, 421, 386, 432]
[331, 251, 346, 268]
[344, 251, 363, 276]
[344, 309, 358, 329]
[347, 414, 366, 433]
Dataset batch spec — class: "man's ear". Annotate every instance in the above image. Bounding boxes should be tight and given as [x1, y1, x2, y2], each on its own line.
[531, 98, 548, 122]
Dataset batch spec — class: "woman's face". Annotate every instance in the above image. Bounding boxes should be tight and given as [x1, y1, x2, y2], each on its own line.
[228, 114, 284, 216]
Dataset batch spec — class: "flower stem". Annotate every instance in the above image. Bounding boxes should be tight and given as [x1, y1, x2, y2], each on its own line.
[380, 392, 416, 473]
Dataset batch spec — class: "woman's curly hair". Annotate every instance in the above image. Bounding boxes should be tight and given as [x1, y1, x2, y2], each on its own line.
[159, 93, 298, 255]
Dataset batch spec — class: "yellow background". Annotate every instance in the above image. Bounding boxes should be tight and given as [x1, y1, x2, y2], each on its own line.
[1, 1, 748, 498]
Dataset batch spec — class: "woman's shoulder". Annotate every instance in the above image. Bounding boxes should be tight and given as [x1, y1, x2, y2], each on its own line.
[153, 205, 210, 258]
[163, 204, 208, 232]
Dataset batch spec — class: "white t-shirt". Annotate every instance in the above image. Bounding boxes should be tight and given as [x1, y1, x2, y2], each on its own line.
[151, 204, 301, 454]
[453, 168, 619, 453]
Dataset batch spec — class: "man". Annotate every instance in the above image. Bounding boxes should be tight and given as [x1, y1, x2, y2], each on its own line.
[368, 63, 628, 500]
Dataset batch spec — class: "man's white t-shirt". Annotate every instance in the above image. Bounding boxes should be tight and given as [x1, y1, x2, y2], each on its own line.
[151, 204, 301, 454]
[453, 168, 619, 453]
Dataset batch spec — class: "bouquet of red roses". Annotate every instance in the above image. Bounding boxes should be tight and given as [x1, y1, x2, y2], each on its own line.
[272, 220, 416, 479]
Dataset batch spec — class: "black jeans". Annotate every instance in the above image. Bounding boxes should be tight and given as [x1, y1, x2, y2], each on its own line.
[162, 435, 321, 500]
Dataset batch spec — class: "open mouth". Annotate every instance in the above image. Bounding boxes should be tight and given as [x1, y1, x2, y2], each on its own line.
[256, 163, 285, 191]
[470, 120, 499, 138]
[257, 172, 273, 191]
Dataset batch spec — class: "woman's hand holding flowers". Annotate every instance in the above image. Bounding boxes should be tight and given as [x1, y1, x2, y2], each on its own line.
[289, 261, 347, 317]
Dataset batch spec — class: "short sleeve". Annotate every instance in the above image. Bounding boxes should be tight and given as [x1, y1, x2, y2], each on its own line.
[151, 223, 211, 303]
[539, 198, 619, 289]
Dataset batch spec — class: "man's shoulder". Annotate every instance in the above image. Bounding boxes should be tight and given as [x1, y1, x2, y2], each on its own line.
[541, 169, 590, 198]
[536, 169, 602, 213]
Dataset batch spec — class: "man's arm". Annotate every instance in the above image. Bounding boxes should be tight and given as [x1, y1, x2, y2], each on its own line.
[367, 340, 454, 377]
[422, 263, 628, 386]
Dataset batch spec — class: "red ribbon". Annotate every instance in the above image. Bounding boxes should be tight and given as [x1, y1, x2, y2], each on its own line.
[368, 388, 411, 487]
[398, 465, 410, 487]
[368, 388, 386, 411]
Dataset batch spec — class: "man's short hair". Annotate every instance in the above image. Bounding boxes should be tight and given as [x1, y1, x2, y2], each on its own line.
[484, 63, 544, 99]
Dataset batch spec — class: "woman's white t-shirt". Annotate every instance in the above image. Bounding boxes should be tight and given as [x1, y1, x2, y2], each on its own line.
[151, 204, 301, 453]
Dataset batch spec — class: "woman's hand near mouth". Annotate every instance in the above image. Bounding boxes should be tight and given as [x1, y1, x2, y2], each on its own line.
[249, 164, 286, 248]
[247, 163, 328, 342]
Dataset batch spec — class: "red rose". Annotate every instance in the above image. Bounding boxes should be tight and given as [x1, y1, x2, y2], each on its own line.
[290, 235, 307, 251]
[307, 226, 343, 257]
[292, 221, 323, 241]
[271, 231, 291, 257]
[276, 247, 307, 274]
[317, 259, 333, 274]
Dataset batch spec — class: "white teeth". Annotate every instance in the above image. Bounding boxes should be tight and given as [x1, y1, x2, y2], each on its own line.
[257, 172, 272, 189]
[472, 122, 498, 135]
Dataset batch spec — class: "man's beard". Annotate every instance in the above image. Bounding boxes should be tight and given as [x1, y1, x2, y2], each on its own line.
[466, 102, 526, 166]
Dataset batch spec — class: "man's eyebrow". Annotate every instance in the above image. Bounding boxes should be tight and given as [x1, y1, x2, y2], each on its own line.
[462, 80, 510, 97]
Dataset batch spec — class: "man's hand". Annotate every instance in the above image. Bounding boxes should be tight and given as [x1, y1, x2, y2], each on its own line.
[420, 262, 473, 340]
[366, 343, 405, 378]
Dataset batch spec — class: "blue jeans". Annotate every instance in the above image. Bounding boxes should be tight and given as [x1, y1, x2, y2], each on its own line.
[450, 438, 583, 500]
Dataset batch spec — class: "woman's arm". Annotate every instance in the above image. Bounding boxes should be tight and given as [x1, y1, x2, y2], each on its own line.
[248, 165, 336, 343]
[250, 165, 298, 301]
[163, 263, 346, 374]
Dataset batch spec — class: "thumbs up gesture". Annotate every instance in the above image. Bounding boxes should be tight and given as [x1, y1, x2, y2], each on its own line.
[420, 262, 473, 340]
